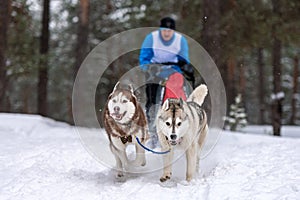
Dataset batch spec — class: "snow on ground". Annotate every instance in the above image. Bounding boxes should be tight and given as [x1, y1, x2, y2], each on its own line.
[0, 113, 299, 200]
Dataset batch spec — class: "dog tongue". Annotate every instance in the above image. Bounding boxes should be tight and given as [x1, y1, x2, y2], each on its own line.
[111, 113, 122, 120]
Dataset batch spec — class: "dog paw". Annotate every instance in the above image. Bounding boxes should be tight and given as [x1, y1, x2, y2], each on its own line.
[160, 174, 172, 182]
[180, 180, 190, 186]
[186, 173, 195, 182]
[159, 179, 177, 188]
[181, 178, 196, 186]
[141, 160, 146, 166]
[115, 173, 126, 182]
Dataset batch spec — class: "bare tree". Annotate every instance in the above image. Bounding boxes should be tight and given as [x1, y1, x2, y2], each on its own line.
[201, 0, 222, 70]
[227, 56, 236, 106]
[271, 0, 283, 136]
[74, 0, 90, 79]
[238, 60, 246, 97]
[38, 0, 50, 116]
[0, 0, 10, 111]
[257, 48, 266, 124]
[290, 56, 299, 124]
[70, 0, 90, 123]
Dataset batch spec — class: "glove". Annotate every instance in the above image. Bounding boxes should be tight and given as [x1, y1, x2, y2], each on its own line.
[181, 64, 195, 88]
[180, 64, 194, 79]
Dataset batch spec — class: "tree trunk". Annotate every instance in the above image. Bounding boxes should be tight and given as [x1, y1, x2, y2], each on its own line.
[227, 56, 236, 106]
[74, 0, 90, 79]
[238, 60, 246, 97]
[38, 0, 50, 116]
[201, 0, 222, 125]
[257, 48, 265, 124]
[201, 0, 222, 70]
[290, 56, 299, 124]
[0, 0, 10, 111]
[71, 0, 90, 124]
[271, 38, 282, 136]
[271, 0, 283, 136]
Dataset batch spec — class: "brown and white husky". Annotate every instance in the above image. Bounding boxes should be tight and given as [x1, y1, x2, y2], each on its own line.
[103, 82, 149, 181]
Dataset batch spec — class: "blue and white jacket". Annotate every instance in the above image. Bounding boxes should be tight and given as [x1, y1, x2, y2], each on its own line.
[139, 30, 190, 78]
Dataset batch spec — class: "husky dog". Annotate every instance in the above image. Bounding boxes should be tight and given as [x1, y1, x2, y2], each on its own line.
[156, 84, 208, 182]
[103, 82, 149, 180]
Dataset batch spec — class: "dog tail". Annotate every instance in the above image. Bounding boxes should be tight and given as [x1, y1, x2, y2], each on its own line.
[187, 84, 208, 106]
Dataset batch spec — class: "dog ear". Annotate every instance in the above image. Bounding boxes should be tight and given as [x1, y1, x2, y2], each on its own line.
[108, 81, 120, 99]
[112, 81, 120, 92]
[128, 84, 138, 102]
[162, 99, 170, 111]
[129, 84, 134, 94]
[179, 98, 184, 108]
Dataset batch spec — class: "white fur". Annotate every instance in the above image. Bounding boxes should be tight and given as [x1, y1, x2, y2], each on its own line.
[108, 92, 136, 124]
[156, 84, 208, 182]
[187, 84, 208, 106]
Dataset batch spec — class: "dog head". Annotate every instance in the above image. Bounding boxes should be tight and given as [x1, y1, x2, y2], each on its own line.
[157, 98, 189, 146]
[107, 82, 137, 124]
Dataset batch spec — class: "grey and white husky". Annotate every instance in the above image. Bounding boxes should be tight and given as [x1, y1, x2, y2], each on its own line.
[156, 84, 208, 182]
[103, 82, 149, 180]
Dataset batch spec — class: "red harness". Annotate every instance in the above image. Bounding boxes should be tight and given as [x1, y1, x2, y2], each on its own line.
[163, 72, 187, 103]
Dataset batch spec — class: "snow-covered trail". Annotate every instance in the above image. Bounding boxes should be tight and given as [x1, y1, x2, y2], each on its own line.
[0, 113, 299, 200]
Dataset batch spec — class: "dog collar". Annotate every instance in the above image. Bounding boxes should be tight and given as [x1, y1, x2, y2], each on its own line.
[120, 135, 132, 144]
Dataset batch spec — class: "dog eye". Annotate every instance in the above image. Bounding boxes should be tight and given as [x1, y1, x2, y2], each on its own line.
[122, 100, 128, 103]
[177, 122, 181, 126]
[113, 100, 117, 103]
[166, 122, 171, 126]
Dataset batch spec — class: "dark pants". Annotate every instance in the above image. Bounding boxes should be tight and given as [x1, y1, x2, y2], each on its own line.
[145, 83, 162, 131]
[145, 83, 163, 147]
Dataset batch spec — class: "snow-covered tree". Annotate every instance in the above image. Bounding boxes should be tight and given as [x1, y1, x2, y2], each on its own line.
[224, 94, 247, 131]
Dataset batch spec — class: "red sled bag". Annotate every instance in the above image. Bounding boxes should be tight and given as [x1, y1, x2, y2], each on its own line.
[162, 72, 187, 103]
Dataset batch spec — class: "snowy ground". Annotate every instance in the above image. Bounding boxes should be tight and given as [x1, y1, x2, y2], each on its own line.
[0, 113, 299, 200]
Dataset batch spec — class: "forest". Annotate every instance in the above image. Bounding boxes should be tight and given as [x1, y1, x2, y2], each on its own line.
[0, 0, 299, 136]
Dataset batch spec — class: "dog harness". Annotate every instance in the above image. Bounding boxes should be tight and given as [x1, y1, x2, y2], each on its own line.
[163, 72, 187, 103]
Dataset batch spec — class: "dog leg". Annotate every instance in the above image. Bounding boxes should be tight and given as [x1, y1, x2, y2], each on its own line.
[117, 148, 129, 171]
[196, 153, 200, 172]
[186, 143, 197, 182]
[110, 143, 128, 180]
[157, 131, 174, 182]
[115, 151, 129, 182]
[114, 154, 125, 178]
[132, 142, 146, 166]
[160, 149, 174, 182]
[110, 145, 125, 179]
[196, 125, 208, 174]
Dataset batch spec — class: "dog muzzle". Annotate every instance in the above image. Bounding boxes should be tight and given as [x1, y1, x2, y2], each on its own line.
[110, 111, 127, 121]
[166, 136, 183, 146]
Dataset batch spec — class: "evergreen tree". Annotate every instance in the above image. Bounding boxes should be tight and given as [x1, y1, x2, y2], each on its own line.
[224, 94, 247, 131]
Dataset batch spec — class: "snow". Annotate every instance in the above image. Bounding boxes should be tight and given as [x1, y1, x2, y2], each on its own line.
[0, 113, 300, 200]
[270, 91, 285, 101]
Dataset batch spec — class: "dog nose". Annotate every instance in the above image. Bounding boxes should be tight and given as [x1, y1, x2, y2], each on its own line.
[114, 106, 120, 112]
[170, 134, 177, 140]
